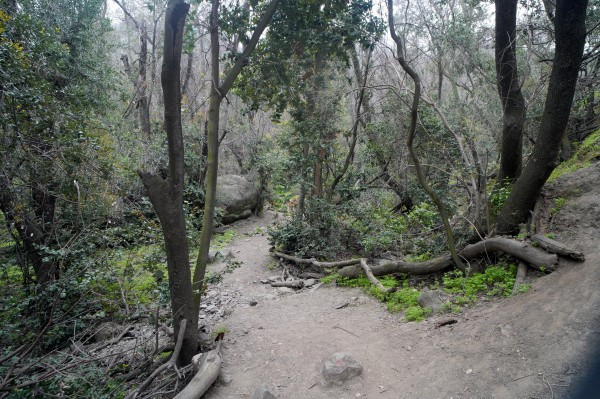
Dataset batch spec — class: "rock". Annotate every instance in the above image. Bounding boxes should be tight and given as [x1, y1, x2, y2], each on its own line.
[218, 373, 233, 386]
[268, 275, 280, 282]
[249, 300, 258, 306]
[304, 278, 317, 287]
[277, 287, 294, 294]
[264, 294, 277, 300]
[310, 282, 324, 291]
[215, 175, 260, 224]
[208, 248, 236, 263]
[417, 289, 444, 313]
[93, 325, 113, 343]
[322, 353, 363, 386]
[251, 383, 276, 399]
[260, 279, 270, 284]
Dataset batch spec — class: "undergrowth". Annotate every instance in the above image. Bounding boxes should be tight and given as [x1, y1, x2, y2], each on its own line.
[321, 261, 521, 322]
[549, 129, 600, 181]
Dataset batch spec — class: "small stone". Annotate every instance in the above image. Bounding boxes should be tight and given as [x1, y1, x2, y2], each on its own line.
[355, 393, 362, 397]
[265, 294, 277, 300]
[304, 278, 316, 287]
[260, 279, 270, 284]
[466, 368, 473, 375]
[322, 352, 363, 386]
[251, 383, 276, 399]
[249, 300, 258, 306]
[417, 289, 444, 313]
[218, 373, 233, 386]
[406, 345, 412, 351]
[206, 305, 217, 313]
[277, 287, 294, 294]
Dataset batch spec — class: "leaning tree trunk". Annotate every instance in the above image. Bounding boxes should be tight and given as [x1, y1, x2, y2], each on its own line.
[495, 0, 588, 234]
[495, 0, 526, 183]
[138, 0, 197, 366]
[387, 0, 465, 270]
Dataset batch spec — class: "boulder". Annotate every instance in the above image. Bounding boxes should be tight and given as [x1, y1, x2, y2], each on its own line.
[322, 352, 362, 386]
[215, 175, 260, 224]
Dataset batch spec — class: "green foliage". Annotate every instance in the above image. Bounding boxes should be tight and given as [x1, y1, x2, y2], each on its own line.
[550, 197, 567, 216]
[320, 274, 339, 284]
[490, 180, 512, 216]
[443, 263, 517, 303]
[269, 199, 342, 258]
[517, 283, 532, 293]
[549, 129, 600, 181]
[212, 230, 237, 250]
[404, 306, 431, 322]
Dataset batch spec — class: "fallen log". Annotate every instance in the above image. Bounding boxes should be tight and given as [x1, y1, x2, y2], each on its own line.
[273, 251, 361, 268]
[338, 255, 453, 278]
[531, 234, 585, 261]
[173, 333, 224, 399]
[459, 237, 558, 271]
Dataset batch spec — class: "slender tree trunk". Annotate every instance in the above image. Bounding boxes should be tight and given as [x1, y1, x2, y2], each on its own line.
[138, 0, 197, 366]
[138, 20, 152, 141]
[388, 0, 465, 271]
[495, 0, 588, 234]
[495, 0, 526, 183]
[192, 0, 281, 310]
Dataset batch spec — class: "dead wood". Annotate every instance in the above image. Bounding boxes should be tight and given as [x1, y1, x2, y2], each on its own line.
[90, 325, 134, 354]
[531, 234, 585, 261]
[338, 255, 453, 278]
[273, 251, 361, 268]
[512, 262, 528, 294]
[125, 319, 188, 399]
[270, 280, 304, 288]
[460, 237, 558, 271]
[434, 319, 458, 329]
[359, 259, 396, 293]
[173, 333, 224, 399]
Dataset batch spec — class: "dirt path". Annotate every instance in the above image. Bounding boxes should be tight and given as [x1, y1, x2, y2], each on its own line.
[202, 164, 600, 399]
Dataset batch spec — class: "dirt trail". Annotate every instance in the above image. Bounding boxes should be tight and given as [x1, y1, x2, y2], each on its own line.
[203, 163, 600, 399]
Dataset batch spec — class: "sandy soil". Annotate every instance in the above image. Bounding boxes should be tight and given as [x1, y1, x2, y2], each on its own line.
[201, 162, 600, 399]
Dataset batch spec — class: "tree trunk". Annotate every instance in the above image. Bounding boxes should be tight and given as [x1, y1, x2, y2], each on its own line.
[138, 20, 152, 141]
[495, 0, 526, 183]
[192, 0, 281, 310]
[139, 0, 197, 366]
[495, 0, 588, 234]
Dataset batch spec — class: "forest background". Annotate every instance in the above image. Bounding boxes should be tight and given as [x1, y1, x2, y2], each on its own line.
[0, 0, 598, 396]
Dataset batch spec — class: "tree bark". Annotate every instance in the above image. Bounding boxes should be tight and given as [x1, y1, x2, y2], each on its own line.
[495, 0, 526, 183]
[139, 0, 196, 366]
[495, 0, 588, 234]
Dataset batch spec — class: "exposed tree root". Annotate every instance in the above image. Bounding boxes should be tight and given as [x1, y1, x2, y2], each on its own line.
[271, 280, 304, 288]
[173, 333, 224, 399]
[338, 255, 453, 278]
[512, 262, 528, 294]
[359, 259, 396, 293]
[460, 237, 558, 271]
[530, 234, 585, 261]
[276, 236, 571, 280]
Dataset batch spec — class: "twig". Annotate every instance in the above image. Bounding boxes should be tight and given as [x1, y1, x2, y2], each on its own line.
[512, 372, 535, 381]
[125, 319, 188, 399]
[333, 325, 360, 338]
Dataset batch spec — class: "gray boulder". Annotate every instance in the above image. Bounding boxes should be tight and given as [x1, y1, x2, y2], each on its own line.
[215, 175, 260, 224]
[322, 352, 362, 386]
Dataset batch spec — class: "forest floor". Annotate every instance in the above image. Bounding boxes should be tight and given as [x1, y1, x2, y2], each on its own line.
[198, 162, 600, 399]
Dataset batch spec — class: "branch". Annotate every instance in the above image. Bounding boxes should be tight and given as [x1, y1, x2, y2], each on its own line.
[219, 0, 281, 95]
[125, 319, 188, 399]
[273, 251, 362, 268]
